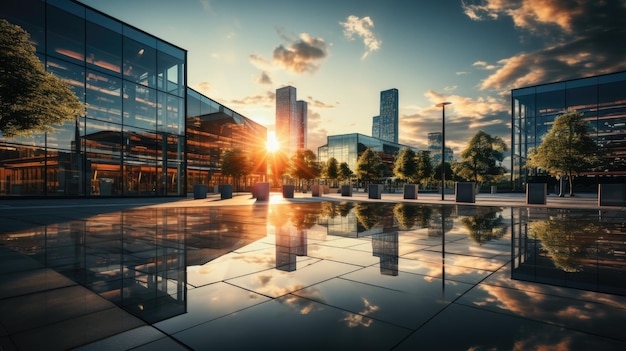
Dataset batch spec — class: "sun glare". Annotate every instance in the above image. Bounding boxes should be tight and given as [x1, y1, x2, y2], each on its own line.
[266, 132, 280, 152]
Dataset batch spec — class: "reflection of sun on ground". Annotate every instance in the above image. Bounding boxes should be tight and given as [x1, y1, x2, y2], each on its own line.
[266, 132, 279, 152]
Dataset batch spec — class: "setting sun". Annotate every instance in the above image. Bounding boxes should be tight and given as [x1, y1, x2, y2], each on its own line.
[266, 132, 279, 152]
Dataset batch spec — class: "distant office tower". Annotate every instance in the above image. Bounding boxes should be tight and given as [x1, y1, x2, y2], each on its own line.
[372, 115, 380, 139]
[379, 89, 399, 143]
[296, 100, 308, 150]
[428, 132, 453, 164]
[276, 86, 298, 154]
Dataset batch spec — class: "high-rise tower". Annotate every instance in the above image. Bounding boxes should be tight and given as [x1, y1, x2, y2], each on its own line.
[296, 100, 308, 150]
[379, 89, 398, 143]
[372, 115, 380, 139]
[275, 86, 307, 155]
[275, 86, 297, 154]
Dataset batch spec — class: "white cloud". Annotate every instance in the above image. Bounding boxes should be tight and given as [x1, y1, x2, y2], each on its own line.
[339, 15, 382, 60]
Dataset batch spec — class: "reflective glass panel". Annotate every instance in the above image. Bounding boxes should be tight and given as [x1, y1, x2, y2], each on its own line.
[86, 13, 122, 76]
[86, 70, 122, 124]
[123, 83, 157, 131]
[46, 3, 85, 64]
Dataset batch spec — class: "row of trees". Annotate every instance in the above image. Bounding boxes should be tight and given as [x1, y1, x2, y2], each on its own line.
[219, 129, 510, 192]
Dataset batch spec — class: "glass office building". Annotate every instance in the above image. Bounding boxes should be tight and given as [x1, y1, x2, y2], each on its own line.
[511, 71, 626, 191]
[1, 0, 267, 198]
[186, 89, 267, 192]
[318, 133, 419, 179]
[1, 0, 186, 196]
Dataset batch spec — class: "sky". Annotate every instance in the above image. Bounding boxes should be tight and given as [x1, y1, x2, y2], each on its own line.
[80, 0, 626, 160]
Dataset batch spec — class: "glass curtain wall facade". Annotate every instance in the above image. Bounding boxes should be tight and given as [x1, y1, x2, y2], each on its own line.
[186, 89, 267, 192]
[0, 0, 186, 197]
[379, 89, 399, 144]
[511, 71, 626, 191]
[318, 133, 419, 179]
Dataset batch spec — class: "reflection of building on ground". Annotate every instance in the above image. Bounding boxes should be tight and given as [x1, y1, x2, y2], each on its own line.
[0, 206, 271, 322]
[511, 71, 626, 192]
[511, 208, 626, 295]
[0, 0, 266, 197]
[275, 227, 308, 272]
[372, 232, 399, 276]
[428, 207, 455, 237]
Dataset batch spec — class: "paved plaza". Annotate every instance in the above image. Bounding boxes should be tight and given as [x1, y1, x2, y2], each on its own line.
[0, 191, 624, 350]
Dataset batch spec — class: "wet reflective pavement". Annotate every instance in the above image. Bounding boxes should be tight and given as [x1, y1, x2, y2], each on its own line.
[1, 194, 625, 350]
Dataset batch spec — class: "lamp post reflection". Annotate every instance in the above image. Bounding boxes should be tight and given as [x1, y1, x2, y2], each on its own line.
[436, 102, 451, 201]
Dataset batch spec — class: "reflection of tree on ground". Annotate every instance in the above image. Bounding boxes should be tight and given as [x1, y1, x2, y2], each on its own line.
[320, 202, 354, 219]
[393, 204, 432, 230]
[460, 207, 507, 244]
[355, 203, 387, 231]
[529, 217, 608, 273]
[268, 203, 323, 230]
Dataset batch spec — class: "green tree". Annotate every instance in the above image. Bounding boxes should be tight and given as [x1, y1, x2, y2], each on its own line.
[221, 149, 252, 191]
[356, 148, 383, 187]
[324, 157, 339, 187]
[338, 162, 353, 184]
[525, 112, 601, 197]
[393, 148, 418, 183]
[416, 151, 433, 185]
[432, 161, 454, 182]
[288, 149, 321, 190]
[455, 130, 508, 186]
[0, 19, 83, 137]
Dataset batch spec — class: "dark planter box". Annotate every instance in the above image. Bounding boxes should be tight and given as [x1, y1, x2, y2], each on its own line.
[455, 182, 476, 203]
[282, 185, 295, 198]
[220, 184, 233, 200]
[598, 183, 626, 206]
[526, 183, 546, 204]
[255, 182, 270, 201]
[341, 185, 352, 197]
[193, 184, 207, 199]
[368, 184, 383, 199]
[403, 184, 418, 199]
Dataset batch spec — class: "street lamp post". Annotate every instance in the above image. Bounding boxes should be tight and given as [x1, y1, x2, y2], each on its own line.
[437, 102, 451, 200]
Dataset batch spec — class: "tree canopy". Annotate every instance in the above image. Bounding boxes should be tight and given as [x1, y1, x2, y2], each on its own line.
[288, 148, 321, 182]
[221, 149, 251, 190]
[454, 130, 508, 185]
[356, 148, 383, 184]
[0, 19, 83, 137]
[393, 148, 418, 182]
[324, 157, 339, 181]
[338, 162, 353, 183]
[525, 112, 601, 196]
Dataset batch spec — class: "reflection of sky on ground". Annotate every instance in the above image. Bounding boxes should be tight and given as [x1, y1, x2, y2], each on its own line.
[1, 201, 626, 350]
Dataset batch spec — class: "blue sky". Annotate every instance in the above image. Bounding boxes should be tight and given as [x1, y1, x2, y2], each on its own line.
[80, 0, 626, 158]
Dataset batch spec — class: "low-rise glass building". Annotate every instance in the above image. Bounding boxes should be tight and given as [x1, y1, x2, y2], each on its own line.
[0, 0, 266, 197]
[317, 133, 419, 180]
[511, 71, 626, 191]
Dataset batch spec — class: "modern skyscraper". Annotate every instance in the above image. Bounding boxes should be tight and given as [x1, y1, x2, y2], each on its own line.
[296, 100, 308, 150]
[428, 132, 453, 164]
[275, 86, 308, 155]
[275, 86, 297, 154]
[379, 89, 399, 143]
[372, 115, 380, 139]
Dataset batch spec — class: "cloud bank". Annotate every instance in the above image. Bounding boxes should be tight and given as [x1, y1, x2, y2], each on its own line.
[462, 0, 626, 91]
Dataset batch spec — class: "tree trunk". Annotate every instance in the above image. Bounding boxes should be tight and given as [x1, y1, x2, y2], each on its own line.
[568, 173, 575, 197]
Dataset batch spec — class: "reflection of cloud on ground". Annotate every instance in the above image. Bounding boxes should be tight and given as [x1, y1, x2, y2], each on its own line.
[282, 293, 324, 315]
[474, 284, 609, 322]
[341, 298, 379, 328]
